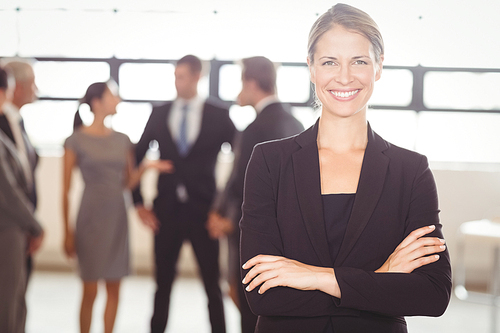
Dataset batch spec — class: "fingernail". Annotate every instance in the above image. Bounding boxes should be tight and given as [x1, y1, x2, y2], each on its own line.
[434, 255, 440, 259]
[242, 262, 247, 269]
[242, 278, 246, 284]
[439, 239, 445, 244]
[245, 285, 250, 292]
[429, 225, 435, 229]
[258, 289, 262, 294]
[440, 245, 446, 250]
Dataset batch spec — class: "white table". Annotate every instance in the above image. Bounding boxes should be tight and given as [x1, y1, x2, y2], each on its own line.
[455, 219, 500, 333]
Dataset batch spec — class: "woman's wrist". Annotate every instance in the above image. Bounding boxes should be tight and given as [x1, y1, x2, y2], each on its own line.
[316, 267, 341, 298]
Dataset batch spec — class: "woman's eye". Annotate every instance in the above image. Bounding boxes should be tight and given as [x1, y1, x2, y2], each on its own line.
[354, 60, 367, 65]
[322, 61, 335, 66]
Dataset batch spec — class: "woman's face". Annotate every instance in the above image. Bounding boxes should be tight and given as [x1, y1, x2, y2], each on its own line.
[308, 25, 383, 120]
[97, 86, 120, 116]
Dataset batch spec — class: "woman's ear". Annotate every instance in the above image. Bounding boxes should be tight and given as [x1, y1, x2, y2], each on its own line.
[375, 55, 384, 82]
[307, 57, 316, 84]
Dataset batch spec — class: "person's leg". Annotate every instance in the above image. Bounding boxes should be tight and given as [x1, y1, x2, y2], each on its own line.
[104, 280, 121, 333]
[190, 224, 226, 333]
[80, 281, 98, 333]
[0, 228, 27, 333]
[150, 225, 184, 333]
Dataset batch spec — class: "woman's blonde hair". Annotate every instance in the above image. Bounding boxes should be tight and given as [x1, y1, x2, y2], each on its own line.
[307, 3, 384, 64]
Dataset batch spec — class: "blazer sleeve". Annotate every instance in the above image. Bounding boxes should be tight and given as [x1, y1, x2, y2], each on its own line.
[240, 144, 336, 317]
[0, 142, 42, 237]
[131, 106, 160, 205]
[222, 108, 237, 146]
[334, 155, 452, 317]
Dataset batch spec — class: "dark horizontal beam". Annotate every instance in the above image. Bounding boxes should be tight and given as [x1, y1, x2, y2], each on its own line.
[26, 57, 500, 114]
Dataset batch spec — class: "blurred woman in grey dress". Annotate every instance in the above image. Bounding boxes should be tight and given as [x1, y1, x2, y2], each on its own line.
[62, 81, 172, 333]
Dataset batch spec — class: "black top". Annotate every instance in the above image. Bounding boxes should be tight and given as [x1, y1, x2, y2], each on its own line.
[322, 193, 355, 333]
[322, 193, 355, 265]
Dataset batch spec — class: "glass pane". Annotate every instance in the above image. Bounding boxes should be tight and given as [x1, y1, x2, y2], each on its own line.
[0, 11, 18, 57]
[277, 66, 310, 103]
[34, 61, 110, 98]
[424, 72, 500, 110]
[229, 105, 256, 131]
[370, 69, 413, 107]
[119, 63, 209, 101]
[20, 100, 78, 154]
[111, 102, 152, 143]
[219, 64, 241, 101]
[416, 112, 500, 163]
[119, 63, 176, 101]
[367, 109, 418, 151]
[18, 10, 115, 58]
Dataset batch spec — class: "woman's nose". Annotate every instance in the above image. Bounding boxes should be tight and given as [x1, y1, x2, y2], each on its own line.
[335, 65, 353, 85]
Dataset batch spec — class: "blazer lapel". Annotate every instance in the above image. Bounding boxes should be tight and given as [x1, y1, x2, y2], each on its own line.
[292, 121, 333, 267]
[334, 124, 390, 266]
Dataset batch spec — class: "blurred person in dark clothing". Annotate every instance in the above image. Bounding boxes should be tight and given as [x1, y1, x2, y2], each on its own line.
[207, 56, 304, 333]
[133, 55, 236, 333]
[0, 65, 44, 333]
[0, 59, 39, 283]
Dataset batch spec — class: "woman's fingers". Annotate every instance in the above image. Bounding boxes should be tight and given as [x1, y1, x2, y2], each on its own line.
[242, 256, 283, 284]
[398, 236, 445, 259]
[396, 225, 436, 251]
[386, 241, 446, 273]
[242, 254, 282, 270]
[377, 225, 447, 273]
[245, 267, 280, 293]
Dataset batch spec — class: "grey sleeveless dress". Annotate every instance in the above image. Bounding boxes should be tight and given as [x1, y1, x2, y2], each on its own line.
[65, 130, 132, 281]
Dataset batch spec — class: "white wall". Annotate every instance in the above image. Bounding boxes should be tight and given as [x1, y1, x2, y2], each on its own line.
[32, 156, 500, 286]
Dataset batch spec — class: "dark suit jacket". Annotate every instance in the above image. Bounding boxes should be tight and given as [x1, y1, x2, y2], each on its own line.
[0, 114, 38, 207]
[216, 102, 304, 223]
[133, 98, 236, 221]
[0, 130, 42, 236]
[240, 120, 452, 333]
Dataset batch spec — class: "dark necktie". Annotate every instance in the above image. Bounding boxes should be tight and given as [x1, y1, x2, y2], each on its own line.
[177, 104, 190, 157]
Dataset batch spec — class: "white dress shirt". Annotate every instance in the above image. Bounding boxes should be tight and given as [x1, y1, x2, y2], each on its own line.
[169, 95, 205, 149]
[169, 95, 205, 202]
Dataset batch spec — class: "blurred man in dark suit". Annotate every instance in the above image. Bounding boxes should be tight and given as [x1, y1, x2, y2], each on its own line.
[0, 59, 39, 283]
[133, 55, 236, 333]
[207, 56, 304, 333]
[0, 65, 43, 333]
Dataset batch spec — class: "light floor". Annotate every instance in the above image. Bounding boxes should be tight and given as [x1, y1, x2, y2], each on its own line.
[25, 271, 495, 333]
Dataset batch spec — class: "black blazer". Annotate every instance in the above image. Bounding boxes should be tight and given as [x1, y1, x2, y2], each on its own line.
[0, 130, 42, 236]
[0, 114, 38, 207]
[240, 120, 452, 333]
[216, 102, 304, 223]
[133, 98, 236, 220]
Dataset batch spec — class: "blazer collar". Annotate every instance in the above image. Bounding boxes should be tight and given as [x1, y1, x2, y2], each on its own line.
[292, 120, 332, 266]
[292, 119, 390, 267]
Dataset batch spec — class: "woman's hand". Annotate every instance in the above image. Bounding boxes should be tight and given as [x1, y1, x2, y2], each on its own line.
[376, 225, 446, 273]
[145, 159, 175, 174]
[64, 230, 76, 259]
[242, 255, 340, 297]
[27, 231, 44, 255]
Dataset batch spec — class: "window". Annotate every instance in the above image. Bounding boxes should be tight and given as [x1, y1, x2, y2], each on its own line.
[424, 72, 500, 110]
[35, 61, 110, 98]
[119, 63, 176, 101]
